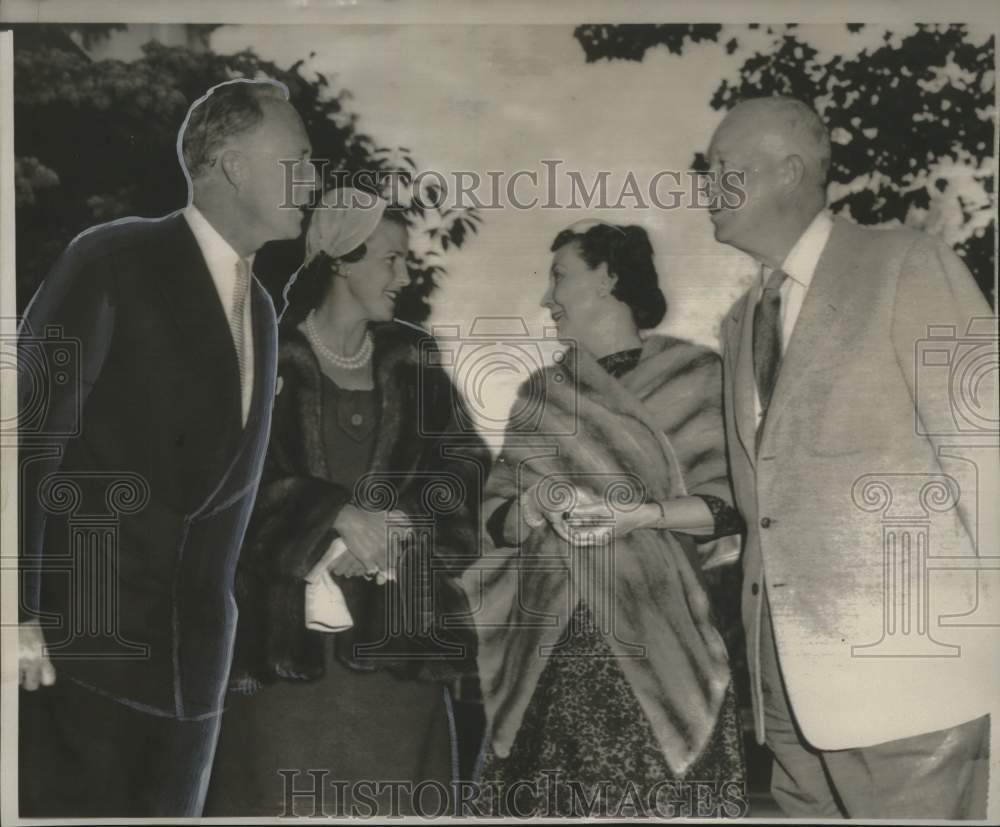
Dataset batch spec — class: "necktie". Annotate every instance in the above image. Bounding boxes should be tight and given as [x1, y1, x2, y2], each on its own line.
[753, 267, 788, 448]
[231, 258, 251, 399]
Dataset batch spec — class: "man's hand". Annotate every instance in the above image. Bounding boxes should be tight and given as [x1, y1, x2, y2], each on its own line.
[19, 619, 56, 690]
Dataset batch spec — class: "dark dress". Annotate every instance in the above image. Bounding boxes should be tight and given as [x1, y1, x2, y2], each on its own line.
[204, 373, 454, 818]
[478, 348, 746, 818]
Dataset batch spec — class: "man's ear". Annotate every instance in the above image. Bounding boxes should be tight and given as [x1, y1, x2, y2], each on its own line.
[782, 154, 806, 191]
[218, 148, 246, 190]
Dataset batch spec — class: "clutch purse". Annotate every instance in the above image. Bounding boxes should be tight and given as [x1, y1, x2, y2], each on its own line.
[303, 537, 395, 632]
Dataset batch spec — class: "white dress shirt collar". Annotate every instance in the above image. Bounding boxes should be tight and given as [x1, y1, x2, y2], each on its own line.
[182, 204, 255, 313]
[775, 209, 834, 290]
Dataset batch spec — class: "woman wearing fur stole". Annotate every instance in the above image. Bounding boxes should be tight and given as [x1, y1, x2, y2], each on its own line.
[476, 221, 746, 817]
[204, 189, 489, 817]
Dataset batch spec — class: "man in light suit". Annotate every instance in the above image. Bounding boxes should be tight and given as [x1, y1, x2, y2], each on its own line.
[709, 96, 997, 818]
[18, 78, 316, 816]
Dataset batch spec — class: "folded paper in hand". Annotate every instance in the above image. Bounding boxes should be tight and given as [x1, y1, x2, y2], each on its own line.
[303, 537, 396, 632]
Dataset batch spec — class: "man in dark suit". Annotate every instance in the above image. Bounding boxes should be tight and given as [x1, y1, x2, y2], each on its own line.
[18, 78, 316, 816]
[709, 96, 995, 819]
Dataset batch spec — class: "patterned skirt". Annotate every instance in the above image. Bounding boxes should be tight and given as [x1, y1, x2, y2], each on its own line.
[478, 602, 746, 819]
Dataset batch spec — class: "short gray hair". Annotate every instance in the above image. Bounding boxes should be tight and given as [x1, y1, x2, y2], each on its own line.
[179, 78, 290, 179]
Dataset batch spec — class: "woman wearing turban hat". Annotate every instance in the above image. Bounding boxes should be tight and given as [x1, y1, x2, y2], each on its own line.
[204, 189, 490, 817]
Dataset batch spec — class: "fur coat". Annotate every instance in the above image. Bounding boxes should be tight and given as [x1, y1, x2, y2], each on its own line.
[477, 335, 737, 776]
[228, 320, 490, 691]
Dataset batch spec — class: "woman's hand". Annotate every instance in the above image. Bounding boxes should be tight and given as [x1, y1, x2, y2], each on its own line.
[315, 535, 367, 579]
[329, 548, 372, 578]
[567, 496, 718, 541]
[521, 483, 602, 543]
[331, 505, 411, 577]
[566, 501, 661, 541]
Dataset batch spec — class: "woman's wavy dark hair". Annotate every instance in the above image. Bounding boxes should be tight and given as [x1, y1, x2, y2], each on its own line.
[282, 208, 408, 328]
[550, 223, 667, 330]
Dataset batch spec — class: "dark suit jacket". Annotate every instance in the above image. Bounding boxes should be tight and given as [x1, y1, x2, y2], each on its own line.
[19, 211, 278, 719]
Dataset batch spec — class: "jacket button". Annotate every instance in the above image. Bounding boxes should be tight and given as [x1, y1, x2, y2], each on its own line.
[751, 582, 760, 596]
[760, 517, 771, 528]
[351, 413, 363, 426]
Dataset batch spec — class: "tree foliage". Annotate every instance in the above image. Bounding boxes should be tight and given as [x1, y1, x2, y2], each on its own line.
[574, 23, 723, 62]
[9, 24, 481, 321]
[573, 23, 996, 305]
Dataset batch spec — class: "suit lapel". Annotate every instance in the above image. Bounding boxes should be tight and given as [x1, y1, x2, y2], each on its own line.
[758, 219, 849, 448]
[154, 212, 242, 436]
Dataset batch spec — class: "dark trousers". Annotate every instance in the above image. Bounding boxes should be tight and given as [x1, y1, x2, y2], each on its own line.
[19, 677, 221, 818]
[759, 589, 990, 820]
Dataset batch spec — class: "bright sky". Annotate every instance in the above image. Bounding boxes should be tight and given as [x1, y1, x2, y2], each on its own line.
[209, 22, 982, 437]
[213, 24, 763, 342]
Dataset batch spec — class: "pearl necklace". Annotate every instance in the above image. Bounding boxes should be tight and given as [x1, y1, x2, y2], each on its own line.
[305, 311, 373, 370]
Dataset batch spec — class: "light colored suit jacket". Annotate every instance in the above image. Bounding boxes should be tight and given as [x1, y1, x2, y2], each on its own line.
[721, 216, 998, 750]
